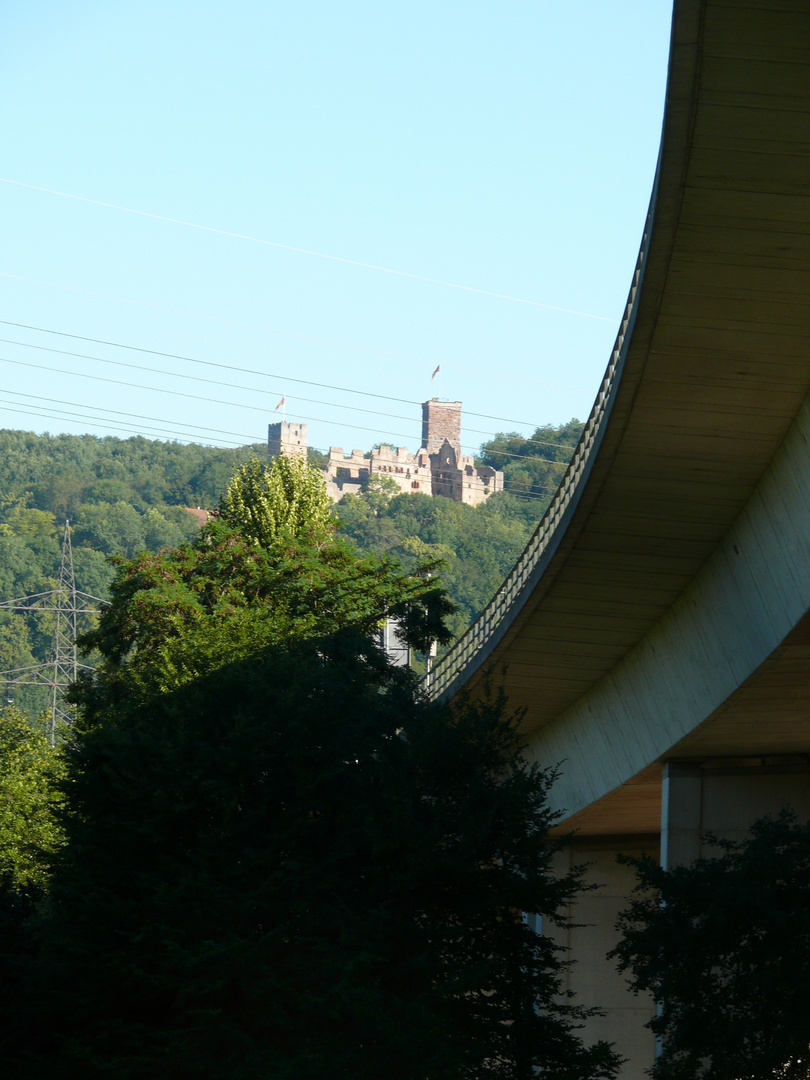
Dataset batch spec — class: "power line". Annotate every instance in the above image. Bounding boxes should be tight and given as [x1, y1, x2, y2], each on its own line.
[2, 274, 593, 394]
[0, 351, 423, 438]
[0, 290, 447, 384]
[1, 332, 578, 453]
[0, 337, 419, 427]
[0, 400, 248, 446]
[1, 178, 619, 323]
[0, 352, 577, 476]
[0, 393, 561, 501]
[0, 394, 259, 446]
[0, 321, 581, 452]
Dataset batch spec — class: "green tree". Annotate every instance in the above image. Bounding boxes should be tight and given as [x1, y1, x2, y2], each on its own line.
[77, 517, 452, 700]
[0, 507, 58, 540]
[72, 501, 147, 558]
[32, 643, 618, 1080]
[479, 419, 584, 504]
[0, 707, 65, 892]
[337, 488, 538, 640]
[218, 454, 332, 548]
[0, 707, 66, 1072]
[612, 813, 810, 1080]
[4, 459, 619, 1079]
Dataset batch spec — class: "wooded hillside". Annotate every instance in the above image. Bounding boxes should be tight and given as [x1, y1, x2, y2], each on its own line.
[0, 420, 582, 719]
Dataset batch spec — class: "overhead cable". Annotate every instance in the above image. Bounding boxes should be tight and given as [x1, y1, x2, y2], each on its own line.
[1, 178, 619, 323]
[0, 391, 561, 500]
[0, 280, 593, 394]
[0, 351, 574, 471]
[0, 321, 580, 452]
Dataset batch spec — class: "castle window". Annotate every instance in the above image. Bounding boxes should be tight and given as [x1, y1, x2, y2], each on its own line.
[412, 481, 419, 490]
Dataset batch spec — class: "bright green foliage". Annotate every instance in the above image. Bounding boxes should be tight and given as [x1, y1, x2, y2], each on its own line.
[0, 429, 264, 519]
[0, 454, 619, 1079]
[0, 707, 65, 892]
[479, 419, 584, 503]
[34, 643, 619, 1080]
[0, 507, 59, 540]
[218, 454, 333, 548]
[337, 489, 539, 640]
[75, 517, 454, 707]
[612, 813, 810, 1080]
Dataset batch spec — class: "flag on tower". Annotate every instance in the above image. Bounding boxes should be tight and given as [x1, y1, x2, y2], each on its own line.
[274, 396, 285, 412]
[431, 364, 441, 380]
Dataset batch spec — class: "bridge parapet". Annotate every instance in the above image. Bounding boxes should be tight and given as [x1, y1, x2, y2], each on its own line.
[424, 1, 810, 1075]
[428, 214, 650, 701]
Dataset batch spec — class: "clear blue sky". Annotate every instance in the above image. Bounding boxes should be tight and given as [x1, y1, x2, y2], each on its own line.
[1, 1, 672, 460]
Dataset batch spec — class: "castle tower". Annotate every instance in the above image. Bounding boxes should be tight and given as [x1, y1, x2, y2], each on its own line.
[421, 398, 462, 457]
[268, 421, 308, 461]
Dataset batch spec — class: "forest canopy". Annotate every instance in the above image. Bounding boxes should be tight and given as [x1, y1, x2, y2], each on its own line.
[0, 420, 582, 719]
[0, 450, 616, 1080]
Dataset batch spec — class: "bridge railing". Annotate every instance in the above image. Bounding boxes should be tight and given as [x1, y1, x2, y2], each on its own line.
[427, 207, 653, 701]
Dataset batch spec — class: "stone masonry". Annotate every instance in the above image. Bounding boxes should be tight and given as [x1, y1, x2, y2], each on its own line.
[267, 399, 503, 507]
[422, 398, 462, 456]
[267, 421, 307, 460]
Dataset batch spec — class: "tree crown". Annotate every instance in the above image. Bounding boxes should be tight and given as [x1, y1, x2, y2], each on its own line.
[217, 454, 333, 549]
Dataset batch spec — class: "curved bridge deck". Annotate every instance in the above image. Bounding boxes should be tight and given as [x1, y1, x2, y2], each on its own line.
[431, 0, 810, 835]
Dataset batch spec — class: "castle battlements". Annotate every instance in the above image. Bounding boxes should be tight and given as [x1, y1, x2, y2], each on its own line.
[268, 398, 503, 508]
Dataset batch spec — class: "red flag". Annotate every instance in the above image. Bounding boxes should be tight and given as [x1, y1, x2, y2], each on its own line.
[431, 364, 440, 380]
[274, 396, 285, 412]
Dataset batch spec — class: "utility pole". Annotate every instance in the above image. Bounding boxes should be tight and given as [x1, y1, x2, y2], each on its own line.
[0, 521, 106, 744]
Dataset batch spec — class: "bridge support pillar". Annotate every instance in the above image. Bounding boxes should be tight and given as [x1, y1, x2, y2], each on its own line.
[661, 758, 810, 867]
[554, 760, 810, 1079]
[551, 836, 658, 1080]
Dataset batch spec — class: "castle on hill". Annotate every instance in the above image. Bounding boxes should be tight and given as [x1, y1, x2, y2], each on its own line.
[268, 398, 503, 508]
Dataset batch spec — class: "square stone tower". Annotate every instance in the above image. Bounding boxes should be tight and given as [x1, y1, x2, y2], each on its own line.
[268, 421, 308, 461]
[421, 398, 462, 457]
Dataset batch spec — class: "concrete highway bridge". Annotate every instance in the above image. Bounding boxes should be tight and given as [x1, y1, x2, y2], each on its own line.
[430, 1, 810, 1074]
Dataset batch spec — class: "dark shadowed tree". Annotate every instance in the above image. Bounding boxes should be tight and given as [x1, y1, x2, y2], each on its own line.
[31, 642, 619, 1080]
[0, 706, 66, 1068]
[4, 458, 618, 1079]
[612, 813, 810, 1080]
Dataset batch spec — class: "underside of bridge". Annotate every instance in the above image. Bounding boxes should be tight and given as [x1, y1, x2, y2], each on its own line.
[431, 4, 810, 1071]
[433, 0, 810, 836]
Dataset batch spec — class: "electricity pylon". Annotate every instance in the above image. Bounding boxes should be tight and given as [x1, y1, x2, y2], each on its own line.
[0, 521, 107, 744]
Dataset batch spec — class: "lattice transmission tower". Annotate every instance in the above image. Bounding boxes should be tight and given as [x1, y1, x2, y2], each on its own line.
[0, 521, 107, 744]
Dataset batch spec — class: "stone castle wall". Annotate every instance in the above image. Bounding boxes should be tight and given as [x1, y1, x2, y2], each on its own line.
[267, 421, 307, 460]
[421, 399, 462, 456]
[268, 398, 502, 508]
